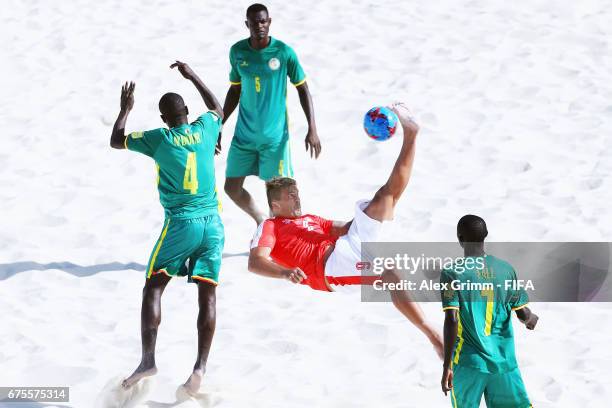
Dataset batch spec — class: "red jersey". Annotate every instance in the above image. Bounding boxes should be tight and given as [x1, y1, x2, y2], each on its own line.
[251, 214, 338, 291]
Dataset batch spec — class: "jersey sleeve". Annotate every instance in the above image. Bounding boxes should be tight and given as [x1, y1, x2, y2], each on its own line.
[251, 220, 276, 250]
[441, 269, 460, 311]
[192, 111, 222, 144]
[125, 128, 164, 158]
[314, 216, 333, 234]
[508, 268, 530, 310]
[286, 45, 306, 86]
[229, 47, 241, 85]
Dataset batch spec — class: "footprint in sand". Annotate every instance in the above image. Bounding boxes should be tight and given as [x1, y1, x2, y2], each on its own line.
[268, 340, 300, 354]
[544, 378, 563, 402]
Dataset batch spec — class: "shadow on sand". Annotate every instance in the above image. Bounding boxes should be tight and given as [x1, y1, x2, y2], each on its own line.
[0, 252, 249, 281]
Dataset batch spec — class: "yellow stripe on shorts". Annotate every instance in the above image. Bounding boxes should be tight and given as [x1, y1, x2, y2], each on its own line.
[451, 387, 458, 407]
[147, 219, 170, 278]
[454, 313, 464, 365]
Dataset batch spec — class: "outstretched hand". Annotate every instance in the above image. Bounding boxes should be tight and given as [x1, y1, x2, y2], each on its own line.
[120, 81, 135, 112]
[305, 129, 321, 159]
[170, 60, 196, 80]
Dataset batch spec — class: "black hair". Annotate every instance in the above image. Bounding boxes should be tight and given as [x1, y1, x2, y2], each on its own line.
[246, 3, 268, 18]
[457, 214, 488, 243]
[158, 92, 185, 117]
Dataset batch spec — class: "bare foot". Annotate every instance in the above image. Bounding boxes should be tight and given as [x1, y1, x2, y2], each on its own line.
[390, 102, 419, 134]
[122, 364, 158, 389]
[183, 368, 204, 396]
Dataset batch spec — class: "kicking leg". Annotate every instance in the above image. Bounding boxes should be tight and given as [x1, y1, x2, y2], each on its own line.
[122, 273, 172, 388]
[183, 281, 216, 395]
[382, 269, 443, 359]
[356, 106, 440, 355]
[364, 103, 419, 222]
[224, 176, 266, 225]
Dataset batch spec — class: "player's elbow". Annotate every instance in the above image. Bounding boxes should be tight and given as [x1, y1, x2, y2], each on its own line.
[110, 131, 126, 149]
[110, 138, 122, 149]
[247, 256, 259, 273]
[215, 109, 225, 122]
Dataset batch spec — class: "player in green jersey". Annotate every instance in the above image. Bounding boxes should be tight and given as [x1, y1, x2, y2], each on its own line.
[440, 215, 539, 408]
[110, 61, 224, 395]
[221, 3, 321, 225]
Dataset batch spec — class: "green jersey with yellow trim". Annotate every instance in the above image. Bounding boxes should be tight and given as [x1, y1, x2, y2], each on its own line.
[125, 111, 222, 219]
[441, 254, 529, 374]
[229, 37, 306, 144]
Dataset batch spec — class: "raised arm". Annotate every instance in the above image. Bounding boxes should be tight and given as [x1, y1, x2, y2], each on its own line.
[170, 61, 223, 120]
[216, 83, 242, 154]
[296, 82, 321, 159]
[110, 81, 135, 149]
[248, 247, 306, 284]
[441, 309, 458, 396]
[515, 306, 538, 330]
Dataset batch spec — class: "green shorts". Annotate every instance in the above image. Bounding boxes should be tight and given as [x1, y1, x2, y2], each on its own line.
[226, 136, 294, 181]
[146, 214, 224, 285]
[450, 365, 531, 408]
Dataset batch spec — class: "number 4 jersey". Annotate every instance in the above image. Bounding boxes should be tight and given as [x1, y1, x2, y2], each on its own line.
[125, 111, 222, 219]
[441, 255, 530, 374]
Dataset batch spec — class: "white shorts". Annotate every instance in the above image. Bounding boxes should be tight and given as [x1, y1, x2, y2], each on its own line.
[324, 200, 385, 289]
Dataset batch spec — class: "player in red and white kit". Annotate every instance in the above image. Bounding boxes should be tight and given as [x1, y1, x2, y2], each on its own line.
[248, 103, 443, 357]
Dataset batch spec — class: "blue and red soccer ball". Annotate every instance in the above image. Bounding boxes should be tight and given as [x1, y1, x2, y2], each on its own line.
[363, 106, 398, 141]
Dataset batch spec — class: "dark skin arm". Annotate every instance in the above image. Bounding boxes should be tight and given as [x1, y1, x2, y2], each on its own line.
[170, 61, 224, 120]
[441, 309, 458, 396]
[296, 82, 321, 159]
[217, 81, 321, 158]
[515, 306, 539, 330]
[222, 84, 241, 123]
[110, 81, 135, 149]
[217, 83, 242, 154]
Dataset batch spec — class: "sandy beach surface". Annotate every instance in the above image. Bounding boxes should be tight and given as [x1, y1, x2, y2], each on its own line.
[1, 0, 611, 406]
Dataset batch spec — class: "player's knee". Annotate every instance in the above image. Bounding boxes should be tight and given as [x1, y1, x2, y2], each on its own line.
[141, 305, 162, 328]
[381, 268, 401, 283]
[150, 314, 162, 328]
[142, 284, 161, 300]
[374, 185, 391, 199]
[374, 186, 398, 206]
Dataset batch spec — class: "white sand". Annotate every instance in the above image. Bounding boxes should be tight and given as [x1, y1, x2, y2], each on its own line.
[1, 0, 612, 406]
